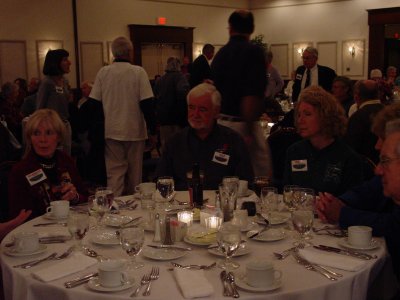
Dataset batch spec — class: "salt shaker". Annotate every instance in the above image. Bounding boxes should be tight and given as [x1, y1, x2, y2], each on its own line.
[153, 213, 161, 242]
[162, 216, 174, 245]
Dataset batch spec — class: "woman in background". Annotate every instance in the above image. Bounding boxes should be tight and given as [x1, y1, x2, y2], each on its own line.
[37, 49, 72, 154]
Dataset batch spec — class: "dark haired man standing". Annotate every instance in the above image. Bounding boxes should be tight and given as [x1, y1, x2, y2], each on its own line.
[211, 10, 272, 178]
[190, 44, 215, 88]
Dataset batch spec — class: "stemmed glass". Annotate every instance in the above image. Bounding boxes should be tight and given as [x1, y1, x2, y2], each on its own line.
[260, 187, 278, 220]
[67, 211, 90, 251]
[291, 188, 315, 246]
[120, 227, 145, 269]
[283, 185, 299, 212]
[217, 223, 241, 270]
[222, 176, 239, 210]
[156, 176, 175, 205]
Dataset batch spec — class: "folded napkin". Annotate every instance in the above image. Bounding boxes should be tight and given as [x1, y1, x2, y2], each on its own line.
[32, 252, 97, 282]
[299, 248, 367, 272]
[174, 268, 214, 299]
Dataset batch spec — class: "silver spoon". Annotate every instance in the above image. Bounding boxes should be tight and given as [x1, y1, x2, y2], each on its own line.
[227, 272, 240, 298]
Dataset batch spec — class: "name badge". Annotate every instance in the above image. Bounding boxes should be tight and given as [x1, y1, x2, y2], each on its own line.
[26, 169, 47, 186]
[296, 74, 303, 80]
[291, 160, 308, 172]
[212, 151, 230, 165]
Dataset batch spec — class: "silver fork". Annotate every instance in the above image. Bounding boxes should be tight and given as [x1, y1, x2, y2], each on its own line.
[171, 262, 216, 270]
[143, 267, 160, 296]
[292, 251, 338, 281]
[55, 246, 74, 260]
[131, 273, 150, 297]
[274, 243, 305, 260]
[13, 252, 58, 269]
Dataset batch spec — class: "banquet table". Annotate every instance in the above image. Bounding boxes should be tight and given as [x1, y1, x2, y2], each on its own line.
[0, 191, 390, 300]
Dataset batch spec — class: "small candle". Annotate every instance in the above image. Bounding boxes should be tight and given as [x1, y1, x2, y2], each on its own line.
[205, 216, 223, 230]
[177, 211, 193, 226]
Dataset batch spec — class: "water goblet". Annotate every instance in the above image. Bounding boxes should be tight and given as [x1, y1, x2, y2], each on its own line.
[120, 227, 145, 269]
[222, 176, 239, 210]
[94, 187, 114, 226]
[291, 209, 314, 246]
[217, 223, 241, 270]
[156, 176, 175, 205]
[260, 187, 278, 220]
[67, 211, 89, 251]
[283, 185, 299, 212]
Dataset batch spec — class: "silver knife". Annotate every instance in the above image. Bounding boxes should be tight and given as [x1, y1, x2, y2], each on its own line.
[33, 222, 67, 227]
[64, 272, 99, 288]
[147, 244, 192, 251]
[314, 245, 376, 260]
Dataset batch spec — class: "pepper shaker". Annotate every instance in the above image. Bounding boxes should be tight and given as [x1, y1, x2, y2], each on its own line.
[153, 213, 161, 242]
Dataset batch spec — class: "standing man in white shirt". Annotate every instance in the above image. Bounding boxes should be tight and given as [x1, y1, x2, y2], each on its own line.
[90, 37, 156, 196]
[292, 46, 336, 102]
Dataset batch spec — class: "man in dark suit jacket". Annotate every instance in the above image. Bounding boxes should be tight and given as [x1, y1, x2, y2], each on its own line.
[190, 44, 214, 88]
[292, 46, 336, 101]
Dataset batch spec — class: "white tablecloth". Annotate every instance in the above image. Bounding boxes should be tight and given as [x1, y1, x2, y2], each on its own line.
[0, 191, 391, 300]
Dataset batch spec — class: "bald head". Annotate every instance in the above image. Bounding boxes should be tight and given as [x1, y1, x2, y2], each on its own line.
[354, 80, 379, 104]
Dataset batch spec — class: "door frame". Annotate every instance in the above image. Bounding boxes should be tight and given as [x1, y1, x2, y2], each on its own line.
[128, 25, 194, 66]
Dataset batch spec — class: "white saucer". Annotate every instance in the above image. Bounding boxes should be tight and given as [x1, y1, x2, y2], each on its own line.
[208, 246, 251, 257]
[183, 235, 215, 246]
[4, 244, 47, 257]
[43, 212, 68, 221]
[103, 215, 135, 227]
[238, 190, 253, 198]
[338, 238, 380, 250]
[142, 248, 186, 260]
[115, 195, 135, 203]
[239, 222, 259, 232]
[235, 272, 282, 292]
[247, 228, 286, 242]
[256, 213, 290, 225]
[91, 231, 120, 246]
[87, 278, 135, 292]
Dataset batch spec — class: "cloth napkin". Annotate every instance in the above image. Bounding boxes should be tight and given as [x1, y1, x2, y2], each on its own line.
[299, 248, 367, 272]
[32, 252, 97, 282]
[174, 268, 214, 299]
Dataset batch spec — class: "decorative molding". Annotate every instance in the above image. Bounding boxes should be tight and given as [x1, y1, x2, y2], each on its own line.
[270, 43, 289, 77]
[0, 40, 28, 85]
[80, 42, 104, 82]
[317, 41, 337, 72]
[342, 39, 364, 77]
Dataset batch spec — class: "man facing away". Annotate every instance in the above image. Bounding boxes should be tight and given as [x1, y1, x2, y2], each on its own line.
[211, 10, 272, 178]
[155, 83, 254, 190]
[190, 44, 215, 88]
[292, 46, 336, 102]
[90, 36, 156, 196]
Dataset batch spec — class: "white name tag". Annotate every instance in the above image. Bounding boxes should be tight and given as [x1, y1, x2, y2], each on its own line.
[291, 160, 308, 172]
[26, 169, 47, 186]
[212, 151, 230, 165]
[296, 74, 303, 80]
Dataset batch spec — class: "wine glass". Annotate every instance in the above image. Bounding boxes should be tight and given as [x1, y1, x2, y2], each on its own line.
[292, 188, 315, 210]
[291, 209, 314, 246]
[156, 176, 175, 204]
[283, 185, 299, 212]
[67, 211, 89, 251]
[217, 223, 241, 270]
[252, 176, 270, 197]
[222, 176, 239, 211]
[120, 227, 145, 269]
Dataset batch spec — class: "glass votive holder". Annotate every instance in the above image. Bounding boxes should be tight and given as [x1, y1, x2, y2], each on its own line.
[205, 216, 223, 230]
[177, 211, 193, 227]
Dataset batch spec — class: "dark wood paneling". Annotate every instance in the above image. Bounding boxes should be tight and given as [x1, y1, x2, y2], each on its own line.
[128, 25, 194, 66]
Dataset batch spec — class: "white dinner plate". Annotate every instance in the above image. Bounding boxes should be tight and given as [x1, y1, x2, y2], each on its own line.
[42, 212, 68, 221]
[183, 235, 215, 246]
[247, 228, 286, 242]
[255, 213, 290, 225]
[230, 222, 259, 232]
[142, 248, 186, 260]
[103, 215, 135, 227]
[208, 246, 251, 257]
[338, 238, 380, 250]
[91, 231, 120, 246]
[4, 244, 47, 257]
[235, 272, 283, 292]
[87, 277, 135, 292]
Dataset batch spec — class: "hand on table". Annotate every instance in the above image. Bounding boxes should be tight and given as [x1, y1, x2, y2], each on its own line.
[317, 192, 345, 224]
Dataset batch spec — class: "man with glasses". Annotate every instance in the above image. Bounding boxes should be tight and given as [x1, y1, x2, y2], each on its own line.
[317, 119, 400, 281]
[292, 46, 336, 102]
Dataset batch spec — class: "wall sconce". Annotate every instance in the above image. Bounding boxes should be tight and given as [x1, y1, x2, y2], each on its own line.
[297, 48, 305, 56]
[348, 46, 355, 57]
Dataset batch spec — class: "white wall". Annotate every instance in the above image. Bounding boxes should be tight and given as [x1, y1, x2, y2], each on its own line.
[252, 0, 400, 78]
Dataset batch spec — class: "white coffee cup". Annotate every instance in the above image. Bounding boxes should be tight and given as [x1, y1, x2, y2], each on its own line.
[238, 180, 249, 197]
[135, 182, 156, 194]
[98, 260, 129, 288]
[13, 232, 39, 253]
[348, 226, 372, 247]
[46, 200, 70, 219]
[232, 209, 249, 230]
[246, 260, 282, 287]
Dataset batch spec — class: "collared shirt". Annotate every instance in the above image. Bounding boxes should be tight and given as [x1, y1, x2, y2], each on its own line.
[301, 65, 318, 90]
[359, 99, 382, 109]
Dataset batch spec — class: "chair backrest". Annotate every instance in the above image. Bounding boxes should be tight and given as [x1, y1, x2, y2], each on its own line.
[0, 161, 18, 222]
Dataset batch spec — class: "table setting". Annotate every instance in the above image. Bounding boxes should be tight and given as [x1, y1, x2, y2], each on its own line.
[0, 178, 390, 300]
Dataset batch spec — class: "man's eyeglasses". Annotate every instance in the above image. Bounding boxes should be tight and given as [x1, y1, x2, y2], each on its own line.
[302, 56, 315, 61]
[378, 156, 400, 168]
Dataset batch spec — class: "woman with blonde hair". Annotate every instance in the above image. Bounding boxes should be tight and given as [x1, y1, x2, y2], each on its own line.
[8, 109, 87, 219]
[283, 86, 364, 195]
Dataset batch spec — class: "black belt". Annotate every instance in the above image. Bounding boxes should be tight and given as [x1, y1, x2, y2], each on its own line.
[219, 115, 243, 122]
